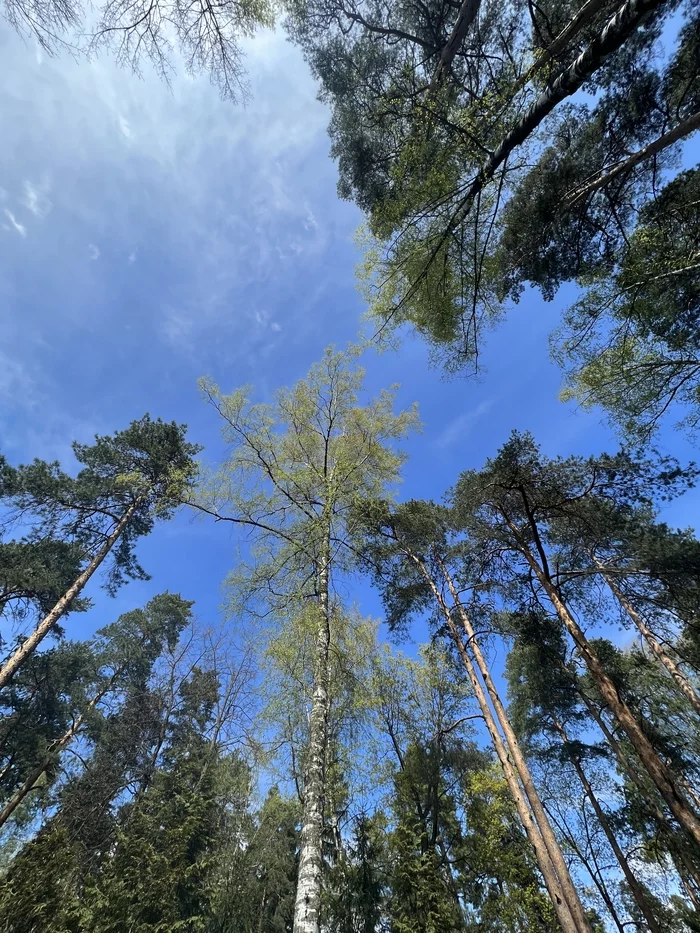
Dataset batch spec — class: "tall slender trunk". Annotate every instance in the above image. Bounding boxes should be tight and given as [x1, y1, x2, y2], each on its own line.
[506, 517, 700, 847]
[435, 560, 593, 933]
[552, 717, 662, 933]
[0, 671, 119, 829]
[446, 612, 578, 933]
[0, 498, 142, 691]
[293, 535, 332, 933]
[594, 557, 700, 716]
[551, 811, 626, 933]
[404, 549, 580, 933]
[581, 692, 700, 903]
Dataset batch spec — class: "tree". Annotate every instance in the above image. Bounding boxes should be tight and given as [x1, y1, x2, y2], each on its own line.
[0, 416, 200, 690]
[287, 0, 700, 436]
[87, 667, 237, 933]
[554, 165, 700, 441]
[191, 345, 418, 933]
[0, 611, 253, 933]
[504, 609, 664, 933]
[353, 498, 593, 933]
[2, 0, 273, 101]
[451, 431, 700, 846]
[211, 785, 301, 933]
[0, 592, 193, 830]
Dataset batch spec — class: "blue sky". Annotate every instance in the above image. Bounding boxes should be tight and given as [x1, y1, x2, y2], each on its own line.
[2, 21, 699, 650]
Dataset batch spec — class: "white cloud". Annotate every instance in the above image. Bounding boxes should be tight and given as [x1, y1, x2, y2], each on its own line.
[271, 322, 282, 332]
[304, 206, 319, 231]
[119, 115, 132, 138]
[436, 400, 494, 449]
[23, 180, 52, 217]
[88, 243, 100, 260]
[4, 208, 26, 237]
[128, 250, 137, 264]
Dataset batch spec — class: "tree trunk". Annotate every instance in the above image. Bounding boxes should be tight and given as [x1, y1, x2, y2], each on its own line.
[436, 562, 593, 933]
[0, 498, 142, 691]
[0, 671, 117, 829]
[553, 717, 662, 933]
[450, 0, 666, 228]
[595, 558, 700, 716]
[293, 542, 332, 933]
[565, 109, 700, 206]
[581, 692, 700, 905]
[431, 0, 481, 88]
[508, 521, 700, 847]
[405, 549, 580, 933]
[551, 811, 627, 933]
[445, 611, 579, 933]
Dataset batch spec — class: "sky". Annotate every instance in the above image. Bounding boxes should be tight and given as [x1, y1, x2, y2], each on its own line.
[1, 19, 699, 654]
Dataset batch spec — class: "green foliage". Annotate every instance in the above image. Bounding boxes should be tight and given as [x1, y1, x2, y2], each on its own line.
[288, 0, 699, 437]
[555, 166, 700, 441]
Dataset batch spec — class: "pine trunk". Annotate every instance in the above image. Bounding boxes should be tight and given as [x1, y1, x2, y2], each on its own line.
[407, 549, 580, 933]
[437, 565, 593, 933]
[293, 543, 332, 933]
[0, 498, 141, 691]
[553, 718, 662, 933]
[510, 525, 700, 847]
[595, 559, 700, 716]
[0, 670, 117, 829]
[445, 613, 579, 933]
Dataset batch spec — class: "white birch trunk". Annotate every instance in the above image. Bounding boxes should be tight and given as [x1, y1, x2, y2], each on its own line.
[293, 542, 332, 933]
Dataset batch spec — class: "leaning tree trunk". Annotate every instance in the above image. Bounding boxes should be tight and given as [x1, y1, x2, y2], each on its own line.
[0, 669, 119, 829]
[445, 608, 579, 933]
[509, 522, 700, 847]
[435, 560, 593, 933]
[293, 540, 332, 933]
[450, 0, 666, 228]
[579, 689, 700, 904]
[553, 717, 663, 933]
[594, 557, 700, 716]
[406, 549, 581, 933]
[0, 497, 142, 691]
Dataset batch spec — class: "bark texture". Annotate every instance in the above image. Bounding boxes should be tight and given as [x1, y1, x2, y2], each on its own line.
[292, 544, 332, 933]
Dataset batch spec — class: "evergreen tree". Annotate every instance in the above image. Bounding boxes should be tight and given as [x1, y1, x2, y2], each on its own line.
[0, 416, 200, 689]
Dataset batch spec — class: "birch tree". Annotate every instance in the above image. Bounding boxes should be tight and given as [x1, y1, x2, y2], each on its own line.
[191, 345, 418, 933]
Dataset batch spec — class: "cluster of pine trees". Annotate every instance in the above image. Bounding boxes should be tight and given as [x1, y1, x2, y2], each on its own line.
[2, 347, 700, 933]
[1, 0, 699, 931]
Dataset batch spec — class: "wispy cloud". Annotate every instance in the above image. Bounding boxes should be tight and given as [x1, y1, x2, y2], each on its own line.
[23, 180, 52, 217]
[128, 250, 137, 264]
[4, 208, 26, 237]
[436, 400, 495, 449]
[88, 243, 100, 260]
